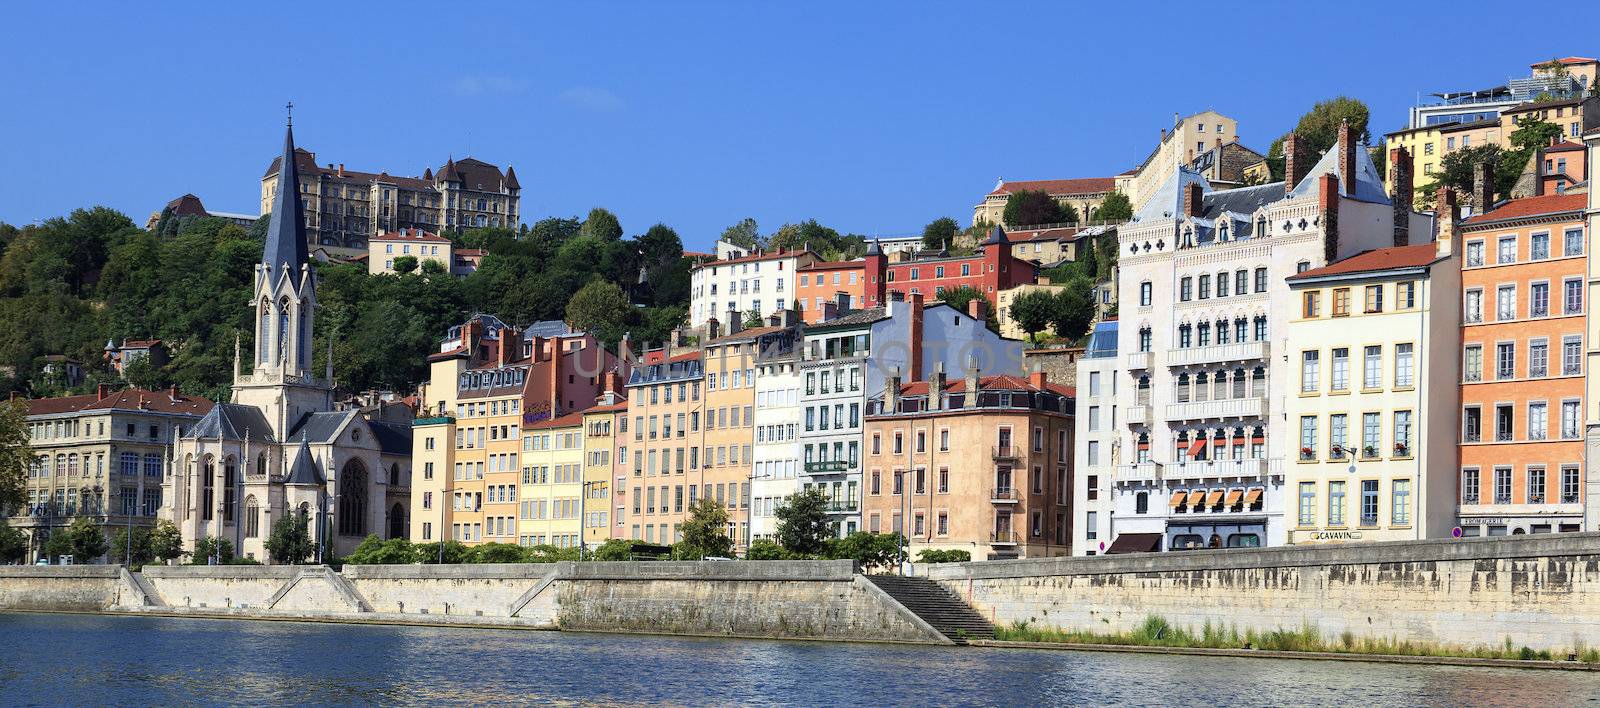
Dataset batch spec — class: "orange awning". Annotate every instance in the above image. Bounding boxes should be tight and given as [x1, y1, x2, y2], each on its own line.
[1169, 491, 1189, 508]
[1189, 492, 1209, 508]
[1243, 488, 1263, 506]
[1224, 489, 1244, 507]
[1205, 490, 1225, 508]
[1186, 439, 1206, 455]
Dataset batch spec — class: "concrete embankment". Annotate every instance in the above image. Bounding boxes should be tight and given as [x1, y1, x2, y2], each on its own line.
[0, 560, 948, 645]
[926, 532, 1600, 654]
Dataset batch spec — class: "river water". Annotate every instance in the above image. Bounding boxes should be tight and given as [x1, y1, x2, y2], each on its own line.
[1, 613, 1597, 706]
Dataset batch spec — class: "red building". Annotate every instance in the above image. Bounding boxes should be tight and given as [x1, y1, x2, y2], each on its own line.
[862, 225, 1036, 308]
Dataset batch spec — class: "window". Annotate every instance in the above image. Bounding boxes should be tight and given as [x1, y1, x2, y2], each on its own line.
[1363, 346, 1382, 389]
[1179, 277, 1192, 301]
[1564, 228, 1583, 256]
[1297, 482, 1316, 526]
[1497, 235, 1516, 264]
[1392, 480, 1411, 525]
[1332, 288, 1350, 316]
[1561, 400, 1580, 439]
[1530, 231, 1550, 260]
[1301, 351, 1319, 393]
[1562, 465, 1580, 503]
[1464, 289, 1482, 323]
[1395, 343, 1413, 387]
[1465, 240, 1484, 267]
[1217, 273, 1230, 298]
[1463, 406, 1481, 442]
[1462, 468, 1480, 504]
[1328, 481, 1346, 526]
[1235, 270, 1247, 296]
[1493, 466, 1512, 504]
[1254, 267, 1268, 293]
[1528, 466, 1547, 504]
[1139, 281, 1152, 307]
[1463, 345, 1482, 382]
[1530, 340, 1549, 378]
[1329, 413, 1348, 457]
[1394, 411, 1412, 456]
[1363, 285, 1383, 313]
[1564, 278, 1583, 315]
[1330, 348, 1349, 391]
[1302, 292, 1321, 318]
[1398, 281, 1416, 309]
[1531, 282, 1550, 317]
[1495, 342, 1514, 380]
[1563, 336, 1582, 376]
[1495, 404, 1513, 442]
[1299, 416, 1317, 460]
[1198, 275, 1211, 299]
[1496, 284, 1515, 321]
[1528, 402, 1549, 441]
[1360, 480, 1379, 527]
[1362, 413, 1380, 458]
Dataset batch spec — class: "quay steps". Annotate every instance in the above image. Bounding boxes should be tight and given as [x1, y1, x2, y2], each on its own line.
[867, 574, 994, 645]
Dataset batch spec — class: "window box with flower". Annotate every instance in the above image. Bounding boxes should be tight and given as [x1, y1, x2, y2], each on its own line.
[1299, 446, 1316, 461]
[1393, 442, 1410, 458]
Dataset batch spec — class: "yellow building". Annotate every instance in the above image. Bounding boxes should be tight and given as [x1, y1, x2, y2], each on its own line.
[996, 282, 1067, 341]
[1119, 110, 1241, 212]
[368, 228, 452, 275]
[1385, 119, 1505, 200]
[518, 412, 585, 548]
[1282, 242, 1460, 544]
[701, 321, 766, 549]
[581, 400, 627, 547]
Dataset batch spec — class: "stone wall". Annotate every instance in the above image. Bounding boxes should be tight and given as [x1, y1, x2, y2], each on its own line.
[926, 532, 1600, 653]
[0, 566, 133, 611]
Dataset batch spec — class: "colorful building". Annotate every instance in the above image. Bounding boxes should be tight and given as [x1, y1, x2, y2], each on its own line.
[518, 411, 585, 548]
[688, 248, 820, 329]
[794, 260, 864, 323]
[581, 398, 626, 548]
[862, 226, 1036, 310]
[1071, 321, 1119, 554]
[622, 350, 704, 545]
[368, 228, 451, 275]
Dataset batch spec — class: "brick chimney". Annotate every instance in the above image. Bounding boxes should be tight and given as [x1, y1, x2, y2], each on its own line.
[820, 301, 838, 322]
[1436, 187, 1459, 258]
[706, 317, 721, 341]
[168, 383, 180, 400]
[1029, 369, 1048, 390]
[835, 291, 851, 314]
[1318, 173, 1341, 264]
[724, 308, 742, 336]
[1337, 120, 1358, 197]
[928, 362, 946, 411]
[884, 367, 902, 414]
[1283, 133, 1312, 194]
[907, 292, 925, 382]
[1471, 159, 1496, 213]
[1389, 147, 1413, 246]
[97, 383, 109, 401]
[963, 356, 980, 409]
[1183, 181, 1204, 218]
[967, 296, 989, 322]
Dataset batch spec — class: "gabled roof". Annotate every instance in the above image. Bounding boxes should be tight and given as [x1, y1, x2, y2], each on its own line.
[23, 387, 213, 418]
[368, 420, 413, 456]
[190, 403, 275, 442]
[1534, 57, 1597, 68]
[895, 374, 1074, 398]
[286, 410, 355, 444]
[1464, 193, 1587, 224]
[1545, 140, 1585, 153]
[439, 157, 512, 192]
[1286, 244, 1444, 282]
[284, 437, 325, 486]
[371, 229, 450, 243]
[1132, 167, 1213, 223]
[1287, 141, 1390, 204]
[987, 178, 1117, 198]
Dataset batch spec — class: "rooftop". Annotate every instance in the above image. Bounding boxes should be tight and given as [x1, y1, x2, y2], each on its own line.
[371, 228, 450, 243]
[1464, 193, 1587, 224]
[1286, 244, 1444, 282]
[24, 387, 214, 418]
[986, 177, 1117, 198]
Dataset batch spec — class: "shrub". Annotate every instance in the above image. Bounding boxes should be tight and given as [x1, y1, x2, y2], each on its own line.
[413, 541, 469, 564]
[746, 538, 792, 560]
[916, 549, 971, 564]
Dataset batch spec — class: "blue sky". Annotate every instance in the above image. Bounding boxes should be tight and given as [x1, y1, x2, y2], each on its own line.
[0, 1, 1574, 249]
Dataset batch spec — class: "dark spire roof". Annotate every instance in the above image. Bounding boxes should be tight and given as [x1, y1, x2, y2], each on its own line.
[284, 434, 325, 485]
[865, 239, 883, 256]
[423, 167, 433, 181]
[439, 158, 460, 182]
[505, 164, 521, 190]
[263, 121, 310, 275]
[983, 224, 1009, 246]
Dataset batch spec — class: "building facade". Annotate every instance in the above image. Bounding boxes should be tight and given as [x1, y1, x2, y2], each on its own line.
[1120, 110, 1242, 213]
[1071, 322, 1119, 555]
[974, 178, 1117, 227]
[862, 226, 1036, 311]
[622, 351, 704, 545]
[368, 228, 452, 275]
[794, 261, 864, 323]
[581, 399, 625, 548]
[1283, 242, 1461, 545]
[688, 249, 820, 329]
[518, 412, 585, 548]
[751, 328, 803, 542]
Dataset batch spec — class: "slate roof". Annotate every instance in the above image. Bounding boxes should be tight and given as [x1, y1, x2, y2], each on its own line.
[1286, 142, 1391, 205]
[368, 420, 413, 456]
[524, 320, 580, 338]
[439, 157, 513, 192]
[263, 125, 310, 276]
[1132, 167, 1213, 223]
[286, 410, 355, 444]
[190, 403, 275, 442]
[809, 306, 888, 329]
[284, 437, 325, 485]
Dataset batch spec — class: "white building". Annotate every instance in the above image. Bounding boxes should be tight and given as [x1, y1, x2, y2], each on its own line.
[1109, 122, 1428, 552]
[751, 331, 804, 541]
[1072, 320, 1120, 555]
[688, 248, 820, 329]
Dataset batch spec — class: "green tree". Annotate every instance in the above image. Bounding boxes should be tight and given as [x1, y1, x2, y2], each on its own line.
[149, 519, 184, 564]
[921, 217, 960, 252]
[774, 487, 832, 556]
[464, 542, 528, 564]
[719, 218, 762, 250]
[0, 517, 26, 563]
[676, 497, 732, 559]
[121, 356, 164, 391]
[344, 534, 417, 565]
[191, 535, 234, 565]
[1094, 192, 1133, 223]
[110, 527, 153, 567]
[44, 517, 108, 563]
[828, 532, 904, 573]
[592, 538, 644, 561]
[420, 259, 447, 276]
[745, 538, 791, 560]
[565, 279, 632, 347]
[1051, 277, 1097, 343]
[579, 208, 624, 242]
[916, 549, 970, 563]
[1002, 190, 1075, 226]
[265, 508, 314, 564]
[414, 540, 469, 564]
[0, 399, 30, 514]
[742, 308, 764, 329]
[391, 255, 418, 274]
[1267, 97, 1371, 181]
[1007, 289, 1059, 344]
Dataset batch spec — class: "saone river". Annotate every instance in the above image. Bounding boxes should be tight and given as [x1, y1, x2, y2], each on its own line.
[1, 613, 1597, 706]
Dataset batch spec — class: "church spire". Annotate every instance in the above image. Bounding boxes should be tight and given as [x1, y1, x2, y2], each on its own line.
[264, 103, 309, 276]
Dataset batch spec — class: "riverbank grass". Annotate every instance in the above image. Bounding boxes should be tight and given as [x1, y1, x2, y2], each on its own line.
[994, 616, 1600, 664]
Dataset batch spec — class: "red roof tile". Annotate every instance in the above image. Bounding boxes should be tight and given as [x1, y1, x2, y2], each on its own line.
[1532, 57, 1596, 68]
[24, 388, 214, 417]
[988, 178, 1117, 197]
[1464, 193, 1587, 224]
[1545, 140, 1585, 153]
[586, 402, 629, 414]
[896, 374, 1073, 397]
[1287, 244, 1443, 281]
[799, 260, 864, 272]
[691, 248, 816, 270]
[527, 410, 587, 430]
[371, 229, 451, 243]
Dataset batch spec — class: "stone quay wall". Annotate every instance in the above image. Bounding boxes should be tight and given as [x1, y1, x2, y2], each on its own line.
[0, 560, 945, 645]
[925, 532, 1600, 653]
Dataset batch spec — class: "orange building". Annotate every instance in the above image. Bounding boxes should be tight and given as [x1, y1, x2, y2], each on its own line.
[794, 261, 865, 323]
[1457, 188, 1589, 536]
[621, 349, 704, 546]
[861, 369, 1074, 560]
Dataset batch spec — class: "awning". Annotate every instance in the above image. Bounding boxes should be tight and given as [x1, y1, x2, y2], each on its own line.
[1189, 492, 1209, 509]
[1224, 489, 1244, 507]
[1169, 491, 1189, 508]
[1105, 532, 1163, 554]
[1186, 439, 1206, 456]
[1243, 488, 1263, 506]
[1205, 490, 1225, 508]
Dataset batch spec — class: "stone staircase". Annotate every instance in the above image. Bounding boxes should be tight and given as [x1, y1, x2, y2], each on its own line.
[867, 575, 994, 644]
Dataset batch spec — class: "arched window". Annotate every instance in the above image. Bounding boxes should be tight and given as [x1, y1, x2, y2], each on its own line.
[1178, 323, 1192, 348]
[1138, 326, 1152, 352]
[1212, 371, 1227, 400]
[338, 460, 368, 537]
[1194, 372, 1210, 402]
[201, 456, 215, 521]
[222, 457, 237, 522]
[389, 463, 400, 487]
[257, 454, 267, 478]
[298, 298, 311, 371]
[1232, 368, 1247, 398]
[1137, 375, 1151, 404]
[388, 502, 407, 540]
[258, 301, 271, 364]
[244, 496, 260, 538]
[1215, 319, 1230, 344]
[1175, 373, 1191, 403]
[1252, 367, 1267, 397]
[278, 297, 292, 365]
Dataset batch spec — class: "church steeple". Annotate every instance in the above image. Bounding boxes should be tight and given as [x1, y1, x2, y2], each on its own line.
[264, 105, 310, 276]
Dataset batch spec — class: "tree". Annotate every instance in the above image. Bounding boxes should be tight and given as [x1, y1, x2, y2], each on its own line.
[936, 286, 998, 332]
[745, 538, 792, 560]
[742, 308, 764, 329]
[464, 542, 528, 564]
[420, 259, 447, 276]
[110, 527, 153, 567]
[44, 517, 108, 563]
[191, 535, 234, 565]
[414, 540, 469, 564]
[345, 534, 418, 565]
[916, 549, 970, 563]
[0, 399, 29, 515]
[391, 255, 418, 274]
[565, 279, 632, 347]
[265, 508, 314, 565]
[720, 218, 761, 250]
[828, 532, 904, 573]
[579, 208, 624, 242]
[148, 519, 184, 564]
[1051, 277, 1097, 343]
[921, 217, 960, 252]
[676, 497, 732, 559]
[1094, 192, 1133, 223]
[774, 487, 832, 555]
[1002, 190, 1075, 226]
[592, 538, 644, 561]
[1267, 97, 1371, 181]
[1007, 289, 1059, 344]
[0, 518, 25, 564]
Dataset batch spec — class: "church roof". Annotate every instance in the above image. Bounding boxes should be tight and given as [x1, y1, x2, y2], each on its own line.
[286, 410, 355, 444]
[284, 437, 325, 486]
[190, 403, 276, 443]
[368, 420, 413, 456]
[263, 122, 310, 276]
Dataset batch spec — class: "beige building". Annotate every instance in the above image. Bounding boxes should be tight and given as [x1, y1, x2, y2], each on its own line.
[1283, 242, 1461, 545]
[518, 412, 586, 549]
[974, 178, 1117, 227]
[1120, 110, 1242, 213]
[368, 228, 452, 275]
[15, 386, 213, 563]
[582, 400, 626, 548]
[996, 282, 1067, 341]
[262, 149, 520, 255]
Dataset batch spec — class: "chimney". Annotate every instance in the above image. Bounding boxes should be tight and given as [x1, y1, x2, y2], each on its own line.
[668, 328, 681, 350]
[779, 307, 796, 329]
[338, 163, 345, 177]
[724, 308, 743, 336]
[168, 383, 179, 400]
[547, 342, 561, 415]
[1389, 147, 1413, 246]
[1436, 187, 1459, 258]
[967, 296, 989, 323]
[835, 291, 851, 314]
[1183, 181, 1204, 217]
[1319, 173, 1341, 264]
[928, 362, 946, 411]
[1533, 145, 1549, 197]
[767, 313, 780, 327]
[820, 301, 838, 322]
[1283, 132, 1312, 195]
[1471, 159, 1496, 213]
[618, 332, 633, 361]
[1337, 120, 1357, 197]
[706, 317, 721, 341]
[884, 367, 902, 414]
[964, 357, 981, 409]
[1029, 369, 1047, 390]
[907, 292, 925, 382]
[97, 383, 109, 401]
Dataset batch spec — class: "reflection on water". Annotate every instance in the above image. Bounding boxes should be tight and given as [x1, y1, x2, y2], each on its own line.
[1, 613, 1597, 706]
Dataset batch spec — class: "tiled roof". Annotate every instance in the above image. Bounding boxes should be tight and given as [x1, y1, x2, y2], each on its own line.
[1437, 117, 1501, 134]
[1505, 96, 1591, 113]
[439, 157, 512, 192]
[371, 229, 450, 243]
[1464, 193, 1586, 224]
[987, 178, 1117, 197]
[691, 248, 815, 270]
[586, 402, 628, 414]
[896, 375, 1074, 398]
[1545, 140, 1585, 153]
[528, 410, 586, 430]
[1533, 57, 1596, 68]
[706, 325, 785, 345]
[798, 260, 864, 272]
[25, 388, 213, 417]
[119, 339, 162, 349]
[1287, 244, 1443, 281]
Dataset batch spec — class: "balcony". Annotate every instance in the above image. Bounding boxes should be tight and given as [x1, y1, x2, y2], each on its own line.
[1114, 463, 1163, 484]
[824, 500, 860, 513]
[1127, 405, 1151, 425]
[990, 487, 1020, 504]
[1125, 351, 1154, 370]
[1164, 340, 1270, 368]
[992, 446, 1019, 460]
[1165, 458, 1281, 482]
[989, 531, 1020, 546]
[1165, 396, 1269, 422]
[804, 460, 850, 475]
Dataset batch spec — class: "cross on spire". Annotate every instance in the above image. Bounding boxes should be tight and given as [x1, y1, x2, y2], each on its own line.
[286, 101, 294, 127]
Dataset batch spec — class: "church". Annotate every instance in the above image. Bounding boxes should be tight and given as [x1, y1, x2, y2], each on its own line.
[161, 117, 413, 563]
